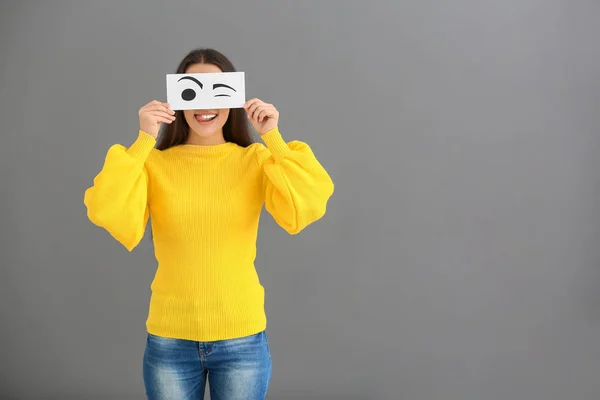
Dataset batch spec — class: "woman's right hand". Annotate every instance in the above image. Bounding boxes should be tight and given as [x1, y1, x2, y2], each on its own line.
[138, 100, 176, 138]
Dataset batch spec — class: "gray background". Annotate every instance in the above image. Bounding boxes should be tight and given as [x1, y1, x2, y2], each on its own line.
[1, 0, 599, 399]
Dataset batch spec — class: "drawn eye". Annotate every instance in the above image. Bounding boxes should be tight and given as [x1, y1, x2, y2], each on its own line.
[177, 76, 203, 101]
[213, 83, 236, 98]
[181, 88, 196, 101]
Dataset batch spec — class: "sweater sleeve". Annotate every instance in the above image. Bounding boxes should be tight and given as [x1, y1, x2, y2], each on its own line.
[256, 127, 334, 234]
[83, 130, 156, 251]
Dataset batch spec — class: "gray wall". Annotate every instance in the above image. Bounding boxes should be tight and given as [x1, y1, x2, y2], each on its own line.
[1, 0, 599, 399]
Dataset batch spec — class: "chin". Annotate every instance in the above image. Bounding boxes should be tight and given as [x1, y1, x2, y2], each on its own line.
[189, 125, 222, 137]
[184, 109, 229, 138]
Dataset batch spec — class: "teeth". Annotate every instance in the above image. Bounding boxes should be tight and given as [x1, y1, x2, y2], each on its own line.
[198, 114, 216, 120]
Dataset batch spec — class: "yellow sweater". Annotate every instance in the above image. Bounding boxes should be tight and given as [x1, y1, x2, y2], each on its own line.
[84, 127, 334, 341]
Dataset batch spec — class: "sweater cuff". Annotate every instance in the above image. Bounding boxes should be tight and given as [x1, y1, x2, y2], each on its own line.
[127, 130, 156, 161]
[261, 127, 290, 161]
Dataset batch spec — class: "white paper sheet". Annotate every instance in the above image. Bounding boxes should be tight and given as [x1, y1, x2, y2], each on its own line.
[166, 72, 245, 110]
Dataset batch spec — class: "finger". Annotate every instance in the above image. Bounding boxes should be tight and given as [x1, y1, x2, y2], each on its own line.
[247, 99, 265, 116]
[143, 100, 173, 112]
[162, 103, 174, 113]
[148, 103, 175, 113]
[254, 107, 267, 122]
[258, 105, 278, 122]
[249, 104, 261, 120]
[149, 110, 176, 118]
[243, 98, 260, 110]
[149, 111, 176, 121]
[256, 108, 272, 123]
[246, 105, 257, 120]
[151, 100, 171, 109]
[144, 100, 163, 110]
[155, 116, 173, 124]
[247, 102, 261, 119]
[251, 104, 268, 120]
[147, 104, 175, 115]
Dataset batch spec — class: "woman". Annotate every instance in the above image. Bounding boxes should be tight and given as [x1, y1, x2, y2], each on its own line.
[83, 48, 334, 400]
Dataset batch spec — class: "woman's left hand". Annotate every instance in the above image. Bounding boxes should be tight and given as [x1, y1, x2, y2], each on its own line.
[244, 98, 279, 135]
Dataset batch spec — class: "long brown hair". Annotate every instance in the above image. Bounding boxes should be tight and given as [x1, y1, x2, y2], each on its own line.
[156, 48, 254, 150]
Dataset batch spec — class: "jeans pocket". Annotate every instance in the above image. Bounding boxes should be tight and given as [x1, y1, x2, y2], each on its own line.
[262, 331, 272, 360]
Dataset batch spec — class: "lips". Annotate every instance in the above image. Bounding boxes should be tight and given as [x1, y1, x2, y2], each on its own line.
[194, 111, 218, 123]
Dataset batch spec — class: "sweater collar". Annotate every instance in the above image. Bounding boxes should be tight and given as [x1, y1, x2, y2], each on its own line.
[168, 141, 238, 156]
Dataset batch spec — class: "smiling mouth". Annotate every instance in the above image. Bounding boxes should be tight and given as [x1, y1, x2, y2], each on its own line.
[194, 112, 217, 122]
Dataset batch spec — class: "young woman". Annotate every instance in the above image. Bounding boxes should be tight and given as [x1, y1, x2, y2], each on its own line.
[83, 48, 334, 399]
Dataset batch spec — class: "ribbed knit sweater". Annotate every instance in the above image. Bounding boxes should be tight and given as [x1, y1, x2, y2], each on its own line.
[84, 127, 334, 341]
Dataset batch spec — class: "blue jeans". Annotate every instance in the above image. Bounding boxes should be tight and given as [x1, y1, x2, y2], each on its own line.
[143, 330, 272, 399]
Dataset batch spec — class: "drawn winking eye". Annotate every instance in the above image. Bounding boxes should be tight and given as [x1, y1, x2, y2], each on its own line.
[213, 83, 236, 97]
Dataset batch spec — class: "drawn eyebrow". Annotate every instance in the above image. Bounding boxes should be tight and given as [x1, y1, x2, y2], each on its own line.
[178, 76, 203, 89]
[213, 83, 236, 91]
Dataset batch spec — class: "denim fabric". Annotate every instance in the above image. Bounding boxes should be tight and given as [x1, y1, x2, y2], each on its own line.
[143, 330, 272, 399]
